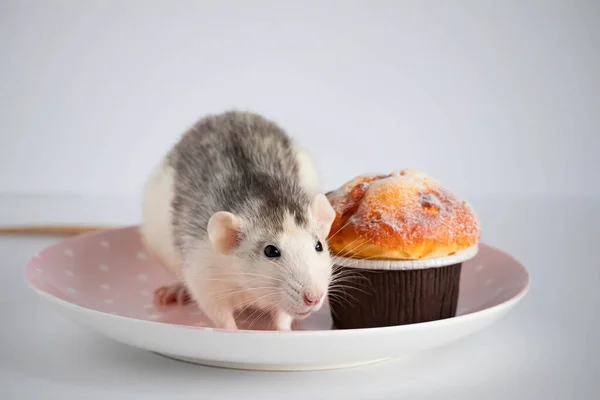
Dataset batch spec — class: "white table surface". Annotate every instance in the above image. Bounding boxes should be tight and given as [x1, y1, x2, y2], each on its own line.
[1, 194, 598, 399]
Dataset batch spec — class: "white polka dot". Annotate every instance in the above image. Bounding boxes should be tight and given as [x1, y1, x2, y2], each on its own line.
[35, 268, 43, 273]
[140, 291, 151, 297]
[475, 264, 484, 272]
[136, 252, 148, 260]
[100, 241, 110, 249]
[104, 299, 114, 304]
[148, 314, 160, 320]
[65, 269, 74, 277]
[137, 273, 149, 282]
[99, 264, 109, 272]
[64, 249, 74, 257]
[143, 304, 154, 309]
[485, 278, 495, 286]
[100, 284, 111, 291]
[67, 287, 76, 295]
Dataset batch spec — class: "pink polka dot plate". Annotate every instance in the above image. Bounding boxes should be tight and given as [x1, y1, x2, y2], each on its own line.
[25, 226, 529, 371]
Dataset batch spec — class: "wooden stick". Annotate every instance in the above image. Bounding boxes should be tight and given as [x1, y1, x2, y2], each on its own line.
[0, 225, 117, 236]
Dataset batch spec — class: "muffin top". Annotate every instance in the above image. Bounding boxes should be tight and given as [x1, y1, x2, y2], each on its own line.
[326, 169, 480, 260]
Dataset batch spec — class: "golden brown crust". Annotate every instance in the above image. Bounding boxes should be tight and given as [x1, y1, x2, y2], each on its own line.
[326, 170, 480, 260]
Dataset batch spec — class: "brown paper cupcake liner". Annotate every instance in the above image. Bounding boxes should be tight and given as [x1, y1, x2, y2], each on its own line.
[328, 246, 478, 329]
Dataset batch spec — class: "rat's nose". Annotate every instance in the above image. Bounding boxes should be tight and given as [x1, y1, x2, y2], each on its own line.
[303, 292, 322, 306]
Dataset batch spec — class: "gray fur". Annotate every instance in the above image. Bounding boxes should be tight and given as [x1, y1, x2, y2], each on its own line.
[168, 110, 311, 253]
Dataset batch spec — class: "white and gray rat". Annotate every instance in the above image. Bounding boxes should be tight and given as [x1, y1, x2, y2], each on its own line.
[140, 110, 336, 331]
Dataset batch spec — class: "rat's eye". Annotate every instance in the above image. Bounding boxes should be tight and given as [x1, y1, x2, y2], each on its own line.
[315, 240, 323, 252]
[263, 245, 281, 258]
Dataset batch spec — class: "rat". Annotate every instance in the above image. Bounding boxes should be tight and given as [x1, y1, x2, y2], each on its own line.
[138, 110, 336, 331]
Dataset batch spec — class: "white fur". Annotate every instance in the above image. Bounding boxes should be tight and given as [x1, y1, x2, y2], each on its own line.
[276, 212, 332, 312]
[182, 241, 253, 330]
[293, 143, 321, 197]
[139, 156, 181, 276]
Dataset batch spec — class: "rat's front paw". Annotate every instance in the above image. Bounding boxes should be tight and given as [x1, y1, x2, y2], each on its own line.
[153, 282, 191, 307]
[272, 311, 294, 331]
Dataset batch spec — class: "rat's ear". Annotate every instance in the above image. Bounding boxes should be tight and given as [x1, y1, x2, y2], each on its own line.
[310, 193, 336, 238]
[207, 211, 241, 255]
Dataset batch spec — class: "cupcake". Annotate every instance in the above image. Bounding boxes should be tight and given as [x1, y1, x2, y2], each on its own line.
[326, 169, 480, 329]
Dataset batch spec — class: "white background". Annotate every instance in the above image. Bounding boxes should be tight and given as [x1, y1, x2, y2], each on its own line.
[1, 1, 598, 202]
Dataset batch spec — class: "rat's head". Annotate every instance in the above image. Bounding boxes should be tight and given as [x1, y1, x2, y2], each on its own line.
[207, 193, 336, 319]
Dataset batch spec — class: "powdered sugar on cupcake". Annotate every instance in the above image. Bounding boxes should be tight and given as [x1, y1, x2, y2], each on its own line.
[326, 169, 480, 260]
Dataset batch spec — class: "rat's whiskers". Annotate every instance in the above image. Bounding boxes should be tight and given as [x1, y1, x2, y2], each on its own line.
[236, 291, 279, 316]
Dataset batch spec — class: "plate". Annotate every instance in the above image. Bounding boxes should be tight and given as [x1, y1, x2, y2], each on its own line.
[25, 226, 529, 371]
